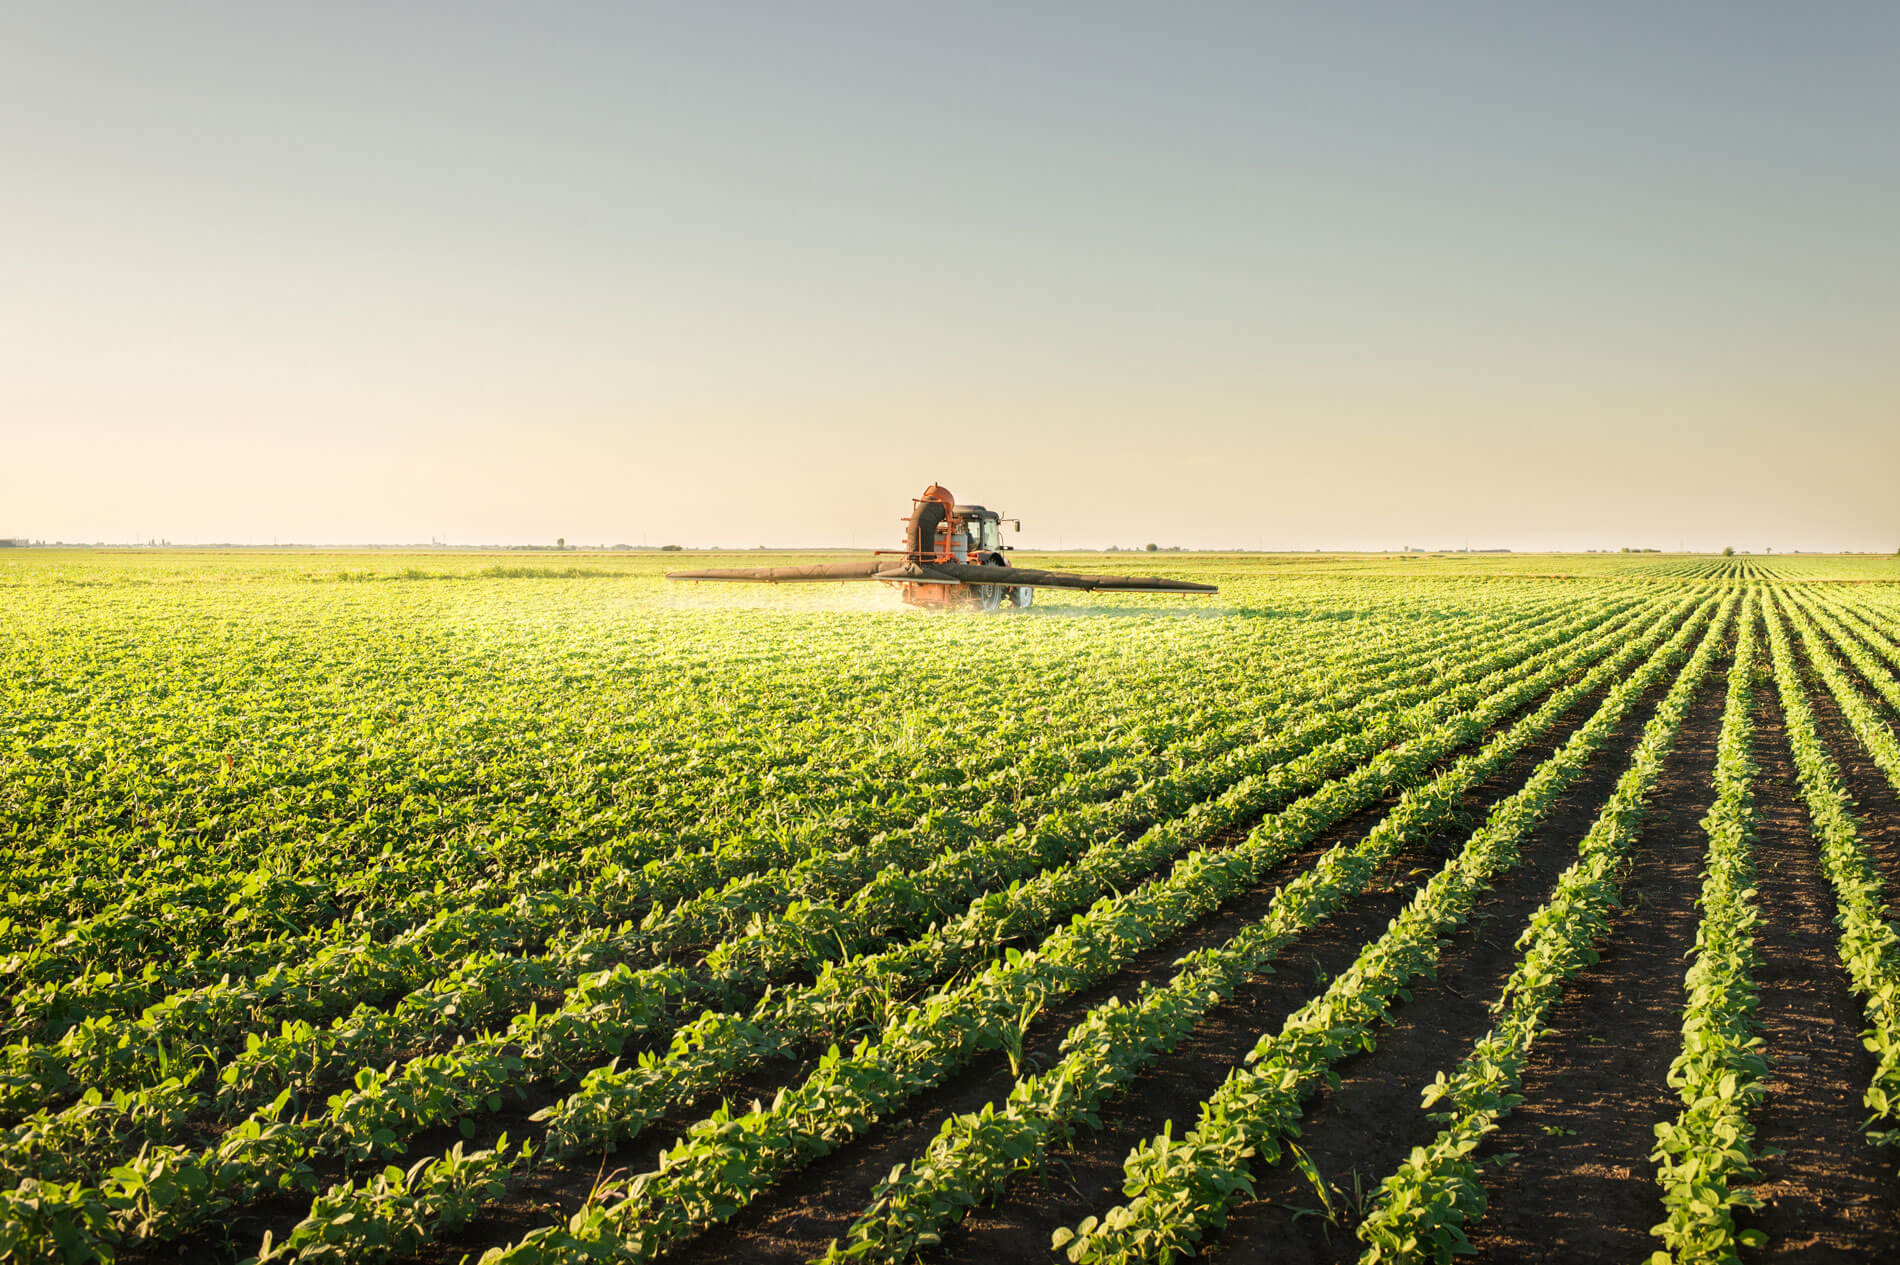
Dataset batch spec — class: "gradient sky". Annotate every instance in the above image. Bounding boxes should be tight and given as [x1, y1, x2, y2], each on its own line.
[4, 3, 1896, 551]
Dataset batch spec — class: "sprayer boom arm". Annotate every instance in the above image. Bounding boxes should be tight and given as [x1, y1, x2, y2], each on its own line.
[665, 560, 890, 583]
[920, 561, 1215, 593]
[667, 557, 1214, 593]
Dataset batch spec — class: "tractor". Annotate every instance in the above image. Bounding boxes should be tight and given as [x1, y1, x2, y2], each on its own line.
[668, 483, 1216, 610]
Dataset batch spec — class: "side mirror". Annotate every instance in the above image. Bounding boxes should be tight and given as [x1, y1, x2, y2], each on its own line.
[1013, 521, 1021, 533]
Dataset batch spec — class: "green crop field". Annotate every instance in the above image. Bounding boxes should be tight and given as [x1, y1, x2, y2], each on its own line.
[4, 549, 1900, 1264]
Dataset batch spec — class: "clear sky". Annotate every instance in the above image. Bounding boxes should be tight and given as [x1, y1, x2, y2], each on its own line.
[4, 3, 1895, 552]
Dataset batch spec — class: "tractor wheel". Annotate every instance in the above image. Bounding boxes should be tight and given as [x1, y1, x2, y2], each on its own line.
[976, 556, 1007, 612]
[1007, 585, 1033, 608]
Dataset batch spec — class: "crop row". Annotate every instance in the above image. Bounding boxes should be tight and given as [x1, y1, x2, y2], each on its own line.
[1824, 594, 1900, 684]
[2, 686, 1235, 1016]
[7, 593, 1432, 964]
[0, 596, 1670, 1260]
[1, 632, 1050, 918]
[1053, 593, 1731, 1263]
[247, 592, 1679, 1264]
[3, 592, 1590, 1052]
[1338, 597, 1728, 1262]
[1761, 595, 1900, 1162]
[2, 577, 1609, 947]
[0, 581, 1330, 892]
[1646, 590, 1766, 1262]
[1782, 591, 1900, 797]
[441, 595, 1710, 1265]
[0, 688, 1257, 1102]
[821, 595, 1720, 1264]
[0, 593, 1635, 1194]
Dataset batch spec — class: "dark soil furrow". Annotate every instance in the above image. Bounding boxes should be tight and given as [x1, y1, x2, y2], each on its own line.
[1450, 635, 1731, 1263]
[1732, 655, 1900, 1260]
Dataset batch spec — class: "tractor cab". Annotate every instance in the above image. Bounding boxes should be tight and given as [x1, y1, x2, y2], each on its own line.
[948, 506, 1006, 560]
